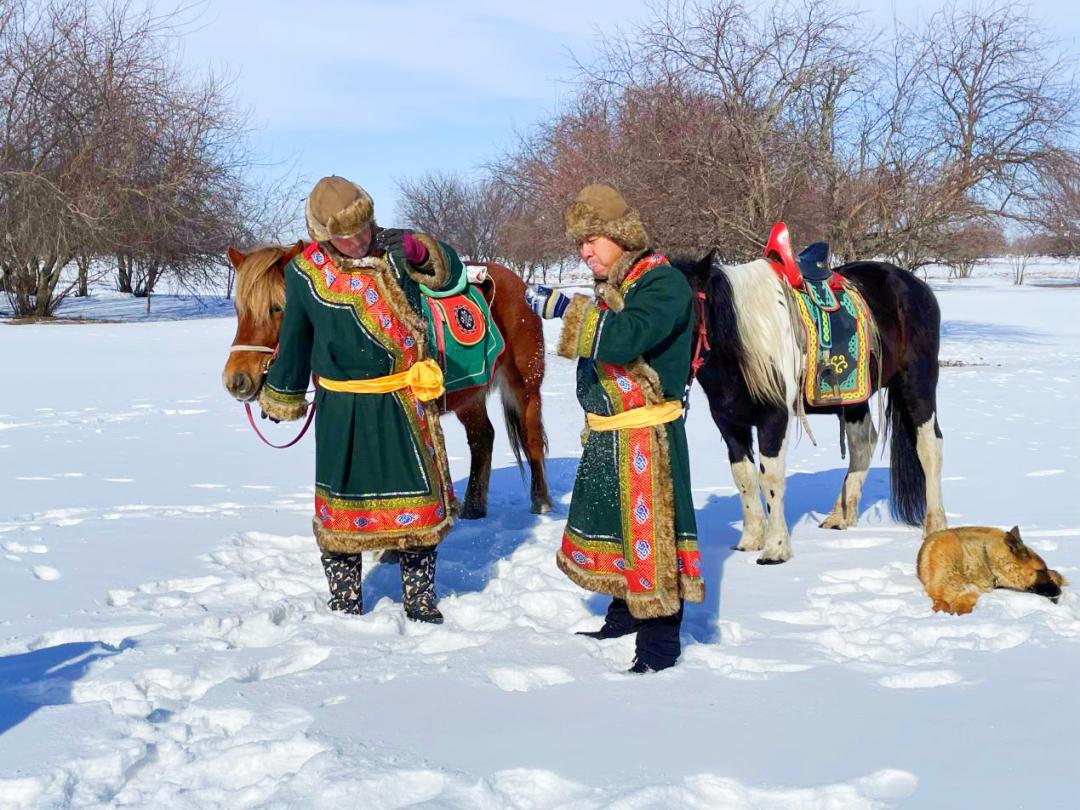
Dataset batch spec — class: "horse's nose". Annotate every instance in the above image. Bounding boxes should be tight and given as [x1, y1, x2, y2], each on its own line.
[226, 371, 255, 400]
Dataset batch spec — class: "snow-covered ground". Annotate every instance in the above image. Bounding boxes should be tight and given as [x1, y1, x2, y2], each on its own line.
[1, 270, 1078, 808]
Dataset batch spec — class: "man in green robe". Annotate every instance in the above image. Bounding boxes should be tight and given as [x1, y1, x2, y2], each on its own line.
[526, 184, 704, 672]
[258, 176, 466, 623]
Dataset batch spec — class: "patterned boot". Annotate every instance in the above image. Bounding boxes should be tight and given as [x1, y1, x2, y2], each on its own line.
[400, 549, 443, 624]
[321, 552, 363, 615]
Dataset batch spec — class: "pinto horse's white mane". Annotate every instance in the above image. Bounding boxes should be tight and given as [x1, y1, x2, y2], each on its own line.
[721, 258, 801, 410]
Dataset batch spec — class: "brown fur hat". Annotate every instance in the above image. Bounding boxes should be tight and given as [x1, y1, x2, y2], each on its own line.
[306, 176, 375, 242]
[564, 184, 649, 251]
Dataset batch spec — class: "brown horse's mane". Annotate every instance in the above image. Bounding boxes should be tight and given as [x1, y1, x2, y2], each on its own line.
[235, 245, 287, 326]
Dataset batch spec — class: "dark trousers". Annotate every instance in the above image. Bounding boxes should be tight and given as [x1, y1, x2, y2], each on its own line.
[606, 597, 684, 667]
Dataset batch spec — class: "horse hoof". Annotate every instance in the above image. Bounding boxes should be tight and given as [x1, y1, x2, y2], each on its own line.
[818, 519, 849, 531]
[756, 557, 787, 565]
[531, 498, 554, 515]
[732, 543, 764, 552]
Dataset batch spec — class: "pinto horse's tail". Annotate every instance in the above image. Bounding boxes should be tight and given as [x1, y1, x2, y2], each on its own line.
[885, 383, 927, 526]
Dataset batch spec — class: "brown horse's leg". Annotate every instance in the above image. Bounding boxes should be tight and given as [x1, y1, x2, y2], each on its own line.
[453, 391, 494, 519]
[499, 363, 552, 514]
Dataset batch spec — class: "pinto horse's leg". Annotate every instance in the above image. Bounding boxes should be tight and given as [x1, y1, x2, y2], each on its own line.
[820, 403, 877, 530]
[897, 366, 947, 536]
[917, 416, 946, 536]
[453, 391, 494, 520]
[757, 409, 793, 564]
[719, 420, 766, 553]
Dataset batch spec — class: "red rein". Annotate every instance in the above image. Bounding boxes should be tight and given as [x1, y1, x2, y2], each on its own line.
[230, 343, 315, 449]
[243, 399, 315, 449]
[690, 290, 711, 379]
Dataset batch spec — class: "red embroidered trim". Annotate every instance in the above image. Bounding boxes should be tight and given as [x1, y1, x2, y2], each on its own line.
[620, 253, 669, 292]
[303, 243, 420, 369]
[315, 495, 447, 534]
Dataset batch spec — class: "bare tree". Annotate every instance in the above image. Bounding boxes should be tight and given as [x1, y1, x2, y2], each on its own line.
[397, 171, 516, 263]
[934, 220, 1008, 279]
[0, 0, 297, 318]
[487, 0, 1077, 270]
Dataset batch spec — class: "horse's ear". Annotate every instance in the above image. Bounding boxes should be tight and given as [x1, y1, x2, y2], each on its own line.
[227, 246, 245, 269]
[282, 240, 304, 264]
[693, 249, 716, 284]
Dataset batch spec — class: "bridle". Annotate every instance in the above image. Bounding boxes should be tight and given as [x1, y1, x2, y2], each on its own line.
[229, 343, 316, 449]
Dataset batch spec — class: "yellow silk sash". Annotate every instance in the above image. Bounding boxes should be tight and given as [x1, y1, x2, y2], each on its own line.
[319, 359, 444, 402]
[586, 401, 683, 432]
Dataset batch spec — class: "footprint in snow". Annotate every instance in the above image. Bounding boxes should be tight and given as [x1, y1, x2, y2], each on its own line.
[487, 666, 575, 692]
[879, 670, 963, 689]
[820, 536, 893, 550]
[32, 565, 61, 581]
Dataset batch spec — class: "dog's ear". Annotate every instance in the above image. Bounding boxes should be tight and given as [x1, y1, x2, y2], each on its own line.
[1004, 526, 1025, 555]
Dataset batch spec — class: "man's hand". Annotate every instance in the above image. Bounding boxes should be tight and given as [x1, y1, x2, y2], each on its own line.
[377, 229, 429, 266]
[525, 285, 571, 319]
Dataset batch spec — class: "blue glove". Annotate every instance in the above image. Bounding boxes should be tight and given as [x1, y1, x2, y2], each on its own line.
[525, 285, 571, 319]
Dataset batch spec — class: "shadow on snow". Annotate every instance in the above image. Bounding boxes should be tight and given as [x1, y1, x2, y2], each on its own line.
[0, 639, 135, 735]
[365, 456, 894, 650]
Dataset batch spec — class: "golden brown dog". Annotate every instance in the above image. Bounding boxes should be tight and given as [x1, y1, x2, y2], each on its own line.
[917, 526, 1067, 614]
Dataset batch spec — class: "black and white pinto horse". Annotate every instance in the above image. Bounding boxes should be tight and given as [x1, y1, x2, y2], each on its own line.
[679, 252, 945, 564]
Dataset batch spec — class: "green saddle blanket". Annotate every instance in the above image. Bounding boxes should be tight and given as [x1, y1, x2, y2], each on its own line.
[422, 285, 505, 394]
[792, 279, 873, 407]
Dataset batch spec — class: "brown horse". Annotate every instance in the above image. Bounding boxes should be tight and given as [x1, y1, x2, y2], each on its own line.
[221, 242, 552, 518]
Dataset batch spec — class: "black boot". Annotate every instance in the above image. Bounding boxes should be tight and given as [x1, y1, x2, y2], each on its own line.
[400, 549, 443, 624]
[576, 597, 640, 639]
[321, 552, 363, 615]
[629, 603, 683, 673]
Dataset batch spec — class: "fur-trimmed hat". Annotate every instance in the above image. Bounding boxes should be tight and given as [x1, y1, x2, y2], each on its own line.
[564, 184, 649, 251]
[306, 176, 375, 242]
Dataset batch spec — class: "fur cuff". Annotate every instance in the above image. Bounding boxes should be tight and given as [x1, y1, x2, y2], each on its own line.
[680, 574, 705, 604]
[258, 386, 309, 422]
[313, 514, 453, 554]
[406, 234, 449, 287]
[556, 295, 597, 359]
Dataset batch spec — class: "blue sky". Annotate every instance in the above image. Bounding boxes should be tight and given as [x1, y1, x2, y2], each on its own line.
[179, 1, 1080, 226]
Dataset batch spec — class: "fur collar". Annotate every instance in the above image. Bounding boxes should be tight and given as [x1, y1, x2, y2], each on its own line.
[594, 249, 654, 311]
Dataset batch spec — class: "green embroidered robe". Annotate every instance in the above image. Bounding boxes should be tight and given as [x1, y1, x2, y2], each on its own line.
[259, 232, 465, 553]
[557, 252, 704, 619]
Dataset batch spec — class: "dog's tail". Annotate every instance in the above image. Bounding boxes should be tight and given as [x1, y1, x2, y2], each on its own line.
[886, 383, 927, 526]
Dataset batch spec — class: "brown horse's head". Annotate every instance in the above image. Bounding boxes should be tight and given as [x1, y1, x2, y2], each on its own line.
[222, 242, 304, 401]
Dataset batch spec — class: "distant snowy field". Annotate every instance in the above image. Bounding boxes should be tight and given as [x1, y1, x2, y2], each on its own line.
[1, 262, 1078, 808]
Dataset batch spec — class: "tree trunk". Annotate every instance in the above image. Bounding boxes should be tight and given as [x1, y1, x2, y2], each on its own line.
[77, 256, 90, 297]
[117, 253, 133, 293]
[33, 257, 62, 318]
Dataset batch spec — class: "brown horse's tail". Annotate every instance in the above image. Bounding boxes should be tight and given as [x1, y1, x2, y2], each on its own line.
[483, 263, 549, 479]
[500, 388, 544, 475]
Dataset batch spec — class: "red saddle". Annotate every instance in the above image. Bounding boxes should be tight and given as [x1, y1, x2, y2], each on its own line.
[763, 222, 844, 291]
